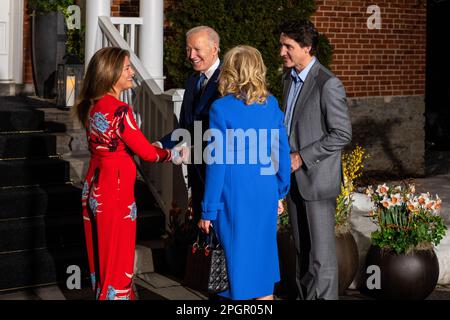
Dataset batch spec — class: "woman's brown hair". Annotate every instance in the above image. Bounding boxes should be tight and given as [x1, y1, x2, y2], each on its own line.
[73, 47, 130, 128]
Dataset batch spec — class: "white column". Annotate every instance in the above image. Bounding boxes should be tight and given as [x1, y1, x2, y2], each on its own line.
[0, 0, 12, 82]
[11, 0, 24, 84]
[85, 0, 110, 67]
[139, 0, 164, 91]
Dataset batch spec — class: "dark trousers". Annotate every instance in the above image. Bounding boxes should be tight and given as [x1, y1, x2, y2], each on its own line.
[286, 176, 339, 300]
[189, 164, 205, 225]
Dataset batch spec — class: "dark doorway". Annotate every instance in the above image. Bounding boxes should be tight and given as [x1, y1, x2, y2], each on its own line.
[426, 0, 450, 149]
[425, 0, 450, 174]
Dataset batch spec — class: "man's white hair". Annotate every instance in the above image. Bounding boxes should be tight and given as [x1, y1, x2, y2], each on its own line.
[186, 26, 220, 51]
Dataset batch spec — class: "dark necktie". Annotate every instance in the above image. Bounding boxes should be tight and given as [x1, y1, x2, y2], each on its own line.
[285, 76, 303, 134]
[196, 73, 207, 95]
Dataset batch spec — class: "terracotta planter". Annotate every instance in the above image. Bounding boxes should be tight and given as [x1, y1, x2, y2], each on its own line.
[336, 231, 359, 295]
[361, 245, 439, 300]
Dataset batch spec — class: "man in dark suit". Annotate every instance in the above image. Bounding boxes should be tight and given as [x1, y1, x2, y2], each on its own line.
[156, 26, 221, 224]
[279, 21, 352, 300]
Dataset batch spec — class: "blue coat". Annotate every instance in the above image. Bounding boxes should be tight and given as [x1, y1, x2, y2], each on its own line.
[202, 94, 291, 300]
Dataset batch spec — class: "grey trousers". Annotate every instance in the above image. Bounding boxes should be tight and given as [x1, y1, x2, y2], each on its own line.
[287, 177, 339, 300]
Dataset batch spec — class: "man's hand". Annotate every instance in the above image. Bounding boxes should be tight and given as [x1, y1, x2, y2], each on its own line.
[290, 152, 303, 173]
[278, 200, 284, 216]
[171, 146, 190, 165]
[180, 146, 190, 164]
[198, 219, 211, 234]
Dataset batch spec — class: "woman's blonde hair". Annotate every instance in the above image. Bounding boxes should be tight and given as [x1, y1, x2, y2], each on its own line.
[73, 47, 130, 128]
[218, 45, 269, 105]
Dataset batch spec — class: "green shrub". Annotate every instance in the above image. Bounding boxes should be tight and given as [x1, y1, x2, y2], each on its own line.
[27, 0, 75, 14]
[164, 0, 333, 99]
[28, 0, 84, 63]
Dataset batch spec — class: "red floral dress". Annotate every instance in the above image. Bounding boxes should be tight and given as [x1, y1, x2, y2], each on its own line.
[81, 94, 171, 300]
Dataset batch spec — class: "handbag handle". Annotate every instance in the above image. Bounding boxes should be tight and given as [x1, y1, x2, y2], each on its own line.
[206, 224, 222, 249]
[203, 225, 221, 257]
[191, 224, 222, 255]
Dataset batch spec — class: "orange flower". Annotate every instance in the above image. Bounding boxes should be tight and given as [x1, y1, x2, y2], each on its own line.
[407, 203, 415, 211]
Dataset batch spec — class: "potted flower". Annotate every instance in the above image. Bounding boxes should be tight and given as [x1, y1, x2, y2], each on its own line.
[335, 145, 368, 295]
[361, 183, 447, 299]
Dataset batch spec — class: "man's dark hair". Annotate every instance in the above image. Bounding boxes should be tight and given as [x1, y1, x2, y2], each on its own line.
[279, 20, 319, 56]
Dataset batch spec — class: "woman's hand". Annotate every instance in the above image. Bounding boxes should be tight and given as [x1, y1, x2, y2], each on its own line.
[278, 200, 284, 216]
[198, 219, 211, 234]
[179, 146, 190, 164]
[152, 141, 163, 148]
[171, 146, 190, 165]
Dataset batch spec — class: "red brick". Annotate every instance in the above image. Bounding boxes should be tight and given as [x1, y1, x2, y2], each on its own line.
[312, 0, 425, 97]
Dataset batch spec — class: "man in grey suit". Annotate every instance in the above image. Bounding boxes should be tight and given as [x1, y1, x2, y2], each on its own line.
[279, 20, 352, 300]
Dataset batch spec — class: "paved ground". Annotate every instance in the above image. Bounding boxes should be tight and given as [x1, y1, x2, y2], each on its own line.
[1, 271, 450, 301]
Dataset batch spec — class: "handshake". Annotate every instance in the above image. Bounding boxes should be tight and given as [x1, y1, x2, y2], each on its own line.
[152, 141, 189, 165]
[170, 146, 190, 165]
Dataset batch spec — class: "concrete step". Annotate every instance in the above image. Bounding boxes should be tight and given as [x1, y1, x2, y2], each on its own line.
[0, 133, 56, 159]
[62, 153, 90, 186]
[0, 108, 45, 132]
[134, 238, 166, 276]
[135, 273, 207, 300]
[40, 108, 83, 132]
[53, 131, 88, 156]
[0, 158, 70, 187]
[40, 106, 88, 156]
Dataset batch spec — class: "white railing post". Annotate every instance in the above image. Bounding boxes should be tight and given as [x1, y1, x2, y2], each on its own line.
[85, 0, 111, 67]
[164, 89, 185, 122]
[139, 0, 164, 91]
[110, 17, 144, 55]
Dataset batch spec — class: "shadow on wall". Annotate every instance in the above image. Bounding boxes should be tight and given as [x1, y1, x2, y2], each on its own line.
[350, 117, 412, 177]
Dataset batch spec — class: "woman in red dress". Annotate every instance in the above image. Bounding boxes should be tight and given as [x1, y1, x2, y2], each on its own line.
[74, 47, 185, 300]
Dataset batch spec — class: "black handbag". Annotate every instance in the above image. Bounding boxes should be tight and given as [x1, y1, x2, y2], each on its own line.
[183, 227, 229, 293]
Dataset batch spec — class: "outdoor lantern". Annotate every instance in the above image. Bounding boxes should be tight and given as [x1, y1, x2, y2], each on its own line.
[56, 63, 84, 109]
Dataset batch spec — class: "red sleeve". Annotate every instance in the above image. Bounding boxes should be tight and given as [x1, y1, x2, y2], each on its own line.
[114, 105, 171, 162]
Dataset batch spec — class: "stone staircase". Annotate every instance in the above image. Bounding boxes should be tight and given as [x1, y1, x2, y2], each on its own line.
[0, 96, 166, 293]
[38, 106, 90, 185]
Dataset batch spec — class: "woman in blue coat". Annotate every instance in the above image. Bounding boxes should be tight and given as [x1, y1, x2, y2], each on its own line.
[198, 45, 291, 300]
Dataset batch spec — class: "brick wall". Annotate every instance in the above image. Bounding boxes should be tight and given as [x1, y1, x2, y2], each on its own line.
[311, 1, 427, 175]
[111, 0, 139, 17]
[311, 0, 426, 98]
